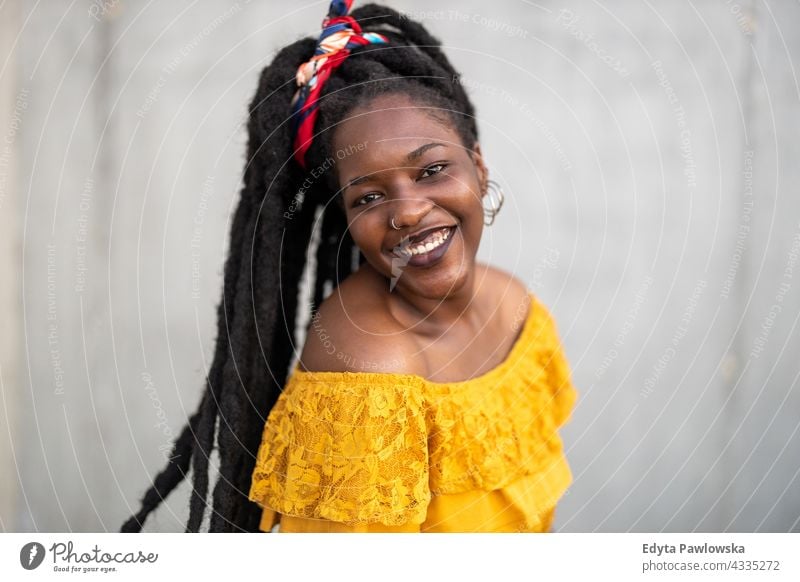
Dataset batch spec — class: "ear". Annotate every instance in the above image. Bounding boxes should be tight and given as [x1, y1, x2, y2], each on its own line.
[470, 142, 489, 196]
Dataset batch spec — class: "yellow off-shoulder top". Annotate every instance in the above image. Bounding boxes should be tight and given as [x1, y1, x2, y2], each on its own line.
[248, 292, 578, 533]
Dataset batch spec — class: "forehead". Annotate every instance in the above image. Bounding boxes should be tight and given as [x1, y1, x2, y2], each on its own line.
[331, 95, 463, 169]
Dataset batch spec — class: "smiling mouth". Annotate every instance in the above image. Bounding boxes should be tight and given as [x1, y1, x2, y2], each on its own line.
[392, 226, 454, 258]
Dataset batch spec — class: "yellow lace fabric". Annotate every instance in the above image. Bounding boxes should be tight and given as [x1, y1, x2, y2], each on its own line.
[248, 292, 578, 532]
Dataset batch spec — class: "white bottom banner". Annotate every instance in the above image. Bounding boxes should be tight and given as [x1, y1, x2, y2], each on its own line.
[1, 533, 797, 581]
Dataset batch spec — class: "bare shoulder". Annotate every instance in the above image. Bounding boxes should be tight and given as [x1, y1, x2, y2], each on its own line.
[478, 262, 533, 315]
[297, 275, 424, 376]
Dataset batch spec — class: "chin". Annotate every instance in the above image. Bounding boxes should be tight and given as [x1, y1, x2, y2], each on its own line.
[391, 257, 474, 299]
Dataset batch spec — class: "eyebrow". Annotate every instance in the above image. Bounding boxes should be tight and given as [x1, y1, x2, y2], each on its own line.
[343, 142, 447, 192]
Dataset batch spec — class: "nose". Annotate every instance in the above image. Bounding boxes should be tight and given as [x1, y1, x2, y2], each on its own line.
[389, 195, 434, 230]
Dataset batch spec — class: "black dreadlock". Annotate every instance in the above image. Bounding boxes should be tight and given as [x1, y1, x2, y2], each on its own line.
[120, 3, 480, 533]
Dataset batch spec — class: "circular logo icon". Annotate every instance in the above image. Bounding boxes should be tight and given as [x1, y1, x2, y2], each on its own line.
[20, 542, 46, 570]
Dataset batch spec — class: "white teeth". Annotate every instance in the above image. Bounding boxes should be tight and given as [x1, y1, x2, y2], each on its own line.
[398, 227, 452, 257]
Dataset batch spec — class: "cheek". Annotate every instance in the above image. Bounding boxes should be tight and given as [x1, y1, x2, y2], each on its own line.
[461, 191, 483, 215]
[346, 211, 383, 250]
[445, 188, 483, 229]
[454, 189, 484, 243]
[441, 171, 482, 210]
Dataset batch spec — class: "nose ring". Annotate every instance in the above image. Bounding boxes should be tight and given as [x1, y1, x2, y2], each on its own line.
[390, 216, 402, 230]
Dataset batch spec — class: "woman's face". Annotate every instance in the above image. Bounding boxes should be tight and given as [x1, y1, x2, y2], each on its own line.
[330, 93, 488, 299]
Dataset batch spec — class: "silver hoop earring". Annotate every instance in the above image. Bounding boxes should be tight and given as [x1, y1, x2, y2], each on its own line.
[482, 179, 505, 226]
[390, 216, 402, 230]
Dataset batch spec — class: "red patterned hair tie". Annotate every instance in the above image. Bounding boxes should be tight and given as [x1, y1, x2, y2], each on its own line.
[290, 0, 389, 169]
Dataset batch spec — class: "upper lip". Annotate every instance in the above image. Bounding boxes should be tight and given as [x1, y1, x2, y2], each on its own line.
[393, 224, 455, 250]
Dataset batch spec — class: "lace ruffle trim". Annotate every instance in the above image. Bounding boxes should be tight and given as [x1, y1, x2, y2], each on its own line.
[248, 295, 577, 526]
[248, 379, 431, 526]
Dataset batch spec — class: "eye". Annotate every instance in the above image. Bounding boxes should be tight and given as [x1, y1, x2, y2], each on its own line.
[420, 163, 447, 179]
[354, 192, 381, 207]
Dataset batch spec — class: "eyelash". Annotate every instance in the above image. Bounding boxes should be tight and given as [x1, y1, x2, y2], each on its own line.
[354, 163, 448, 207]
[420, 162, 447, 179]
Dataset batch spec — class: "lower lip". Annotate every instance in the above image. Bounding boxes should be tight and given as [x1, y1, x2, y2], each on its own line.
[394, 226, 456, 268]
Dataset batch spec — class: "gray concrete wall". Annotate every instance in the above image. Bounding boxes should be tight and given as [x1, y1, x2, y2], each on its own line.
[1, 0, 798, 532]
[0, 0, 23, 534]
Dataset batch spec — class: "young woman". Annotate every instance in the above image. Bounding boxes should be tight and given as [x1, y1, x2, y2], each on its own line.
[121, 0, 577, 533]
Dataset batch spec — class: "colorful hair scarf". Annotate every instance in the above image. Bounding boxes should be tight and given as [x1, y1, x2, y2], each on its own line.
[290, 0, 389, 169]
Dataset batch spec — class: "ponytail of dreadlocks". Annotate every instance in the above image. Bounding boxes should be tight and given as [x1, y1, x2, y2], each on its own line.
[120, 3, 480, 533]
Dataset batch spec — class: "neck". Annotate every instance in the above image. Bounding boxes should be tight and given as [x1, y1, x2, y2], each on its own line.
[363, 261, 485, 333]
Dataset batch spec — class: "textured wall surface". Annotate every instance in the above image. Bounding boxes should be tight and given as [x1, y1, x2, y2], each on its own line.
[1, 0, 798, 532]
